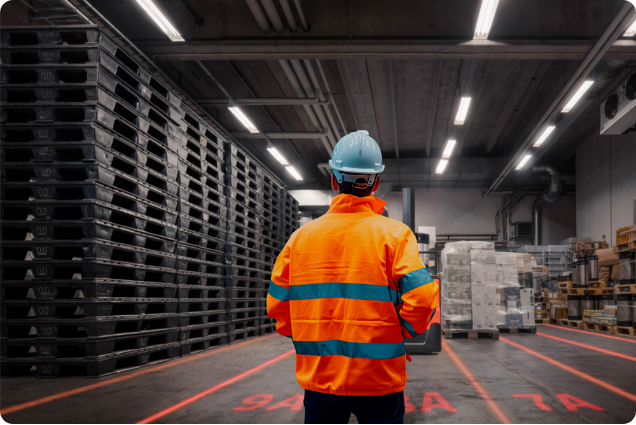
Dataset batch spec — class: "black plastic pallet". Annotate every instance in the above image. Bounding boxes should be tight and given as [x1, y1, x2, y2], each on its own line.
[177, 298, 227, 314]
[260, 209, 281, 226]
[261, 245, 282, 257]
[177, 127, 224, 162]
[226, 258, 264, 272]
[226, 222, 262, 245]
[177, 259, 223, 276]
[261, 189, 282, 206]
[175, 271, 223, 286]
[1, 258, 177, 283]
[177, 214, 227, 239]
[225, 266, 264, 280]
[178, 198, 227, 226]
[228, 328, 260, 344]
[2, 327, 179, 359]
[228, 318, 261, 333]
[179, 104, 224, 146]
[1, 298, 178, 319]
[228, 288, 265, 301]
[260, 324, 277, 336]
[175, 244, 224, 264]
[261, 316, 276, 326]
[177, 156, 224, 184]
[177, 171, 225, 198]
[225, 277, 269, 289]
[1, 312, 180, 339]
[227, 209, 261, 232]
[1, 278, 177, 301]
[260, 253, 278, 266]
[176, 229, 226, 253]
[227, 308, 262, 322]
[178, 323, 227, 342]
[1, 26, 102, 46]
[1, 215, 177, 241]
[176, 284, 225, 299]
[179, 333, 229, 356]
[177, 180, 225, 210]
[261, 234, 283, 251]
[1, 239, 177, 269]
[177, 145, 224, 174]
[1, 342, 181, 378]
[229, 298, 265, 310]
[224, 144, 263, 177]
[177, 310, 226, 327]
[225, 244, 262, 262]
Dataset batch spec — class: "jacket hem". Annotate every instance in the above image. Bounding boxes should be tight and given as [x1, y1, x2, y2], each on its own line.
[298, 382, 406, 396]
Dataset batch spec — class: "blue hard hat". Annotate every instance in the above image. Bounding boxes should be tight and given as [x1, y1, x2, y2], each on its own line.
[329, 130, 384, 183]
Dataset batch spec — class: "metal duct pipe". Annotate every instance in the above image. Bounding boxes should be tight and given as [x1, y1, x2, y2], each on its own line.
[403, 188, 415, 232]
[290, 59, 338, 148]
[260, 0, 285, 33]
[532, 164, 561, 245]
[278, 0, 298, 32]
[278, 60, 333, 156]
[245, 0, 271, 33]
[292, 0, 310, 32]
[304, 60, 342, 140]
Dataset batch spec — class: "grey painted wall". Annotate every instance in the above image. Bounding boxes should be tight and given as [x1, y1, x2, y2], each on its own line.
[381, 188, 576, 244]
[576, 133, 636, 246]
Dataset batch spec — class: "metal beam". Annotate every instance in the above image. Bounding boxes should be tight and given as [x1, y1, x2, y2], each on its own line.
[194, 96, 328, 106]
[484, 2, 636, 196]
[232, 131, 328, 139]
[424, 60, 442, 157]
[140, 39, 636, 61]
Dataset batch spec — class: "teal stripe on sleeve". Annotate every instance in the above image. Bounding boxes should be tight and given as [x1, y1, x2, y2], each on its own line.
[268, 280, 290, 301]
[293, 340, 405, 359]
[289, 282, 393, 302]
[398, 268, 434, 294]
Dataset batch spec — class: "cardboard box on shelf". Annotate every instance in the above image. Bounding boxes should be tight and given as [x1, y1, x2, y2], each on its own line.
[520, 289, 534, 307]
[496, 288, 505, 307]
[472, 307, 485, 329]
[521, 307, 535, 326]
[595, 248, 619, 267]
[484, 286, 497, 307]
[484, 308, 498, 329]
[505, 313, 524, 327]
[550, 305, 568, 320]
[471, 285, 484, 308]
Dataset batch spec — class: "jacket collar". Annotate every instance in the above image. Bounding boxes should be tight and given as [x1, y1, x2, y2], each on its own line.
[328, 194, 387, 215]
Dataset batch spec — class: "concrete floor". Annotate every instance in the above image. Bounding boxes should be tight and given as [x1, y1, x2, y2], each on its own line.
[2, 325, 635, 424]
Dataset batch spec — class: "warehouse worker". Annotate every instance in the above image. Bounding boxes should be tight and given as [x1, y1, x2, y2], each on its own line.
[267, 130, 439, 424]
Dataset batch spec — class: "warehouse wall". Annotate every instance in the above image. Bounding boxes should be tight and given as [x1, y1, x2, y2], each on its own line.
[576, 133, 636, 246]
[382, 188, 576, 244]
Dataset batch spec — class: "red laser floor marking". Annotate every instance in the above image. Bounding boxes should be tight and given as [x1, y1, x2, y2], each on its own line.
[263, 394, 304, 411]
[511, 394, 552, 411]
[136, 349, 296, 424]
[442, 341, 511, 424]
[233, 394, 274, 411]
[1, 334, 279, 416]
[421, 392, 458, 413]
[404, 394, 416, 413]
[556, 394, 605, 411]
[538, 332, 636, 363]
[543, 324, 636, 343]
[500, 336, 636, 403]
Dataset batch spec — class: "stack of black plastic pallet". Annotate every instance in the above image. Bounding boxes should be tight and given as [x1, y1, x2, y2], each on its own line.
[224, 144, 268, 341]
[0, 26, 183, 378]
[174, 104, 230, 356]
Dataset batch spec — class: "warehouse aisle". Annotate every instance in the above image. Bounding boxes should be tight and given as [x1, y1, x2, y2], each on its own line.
[2, 327, 635, 424]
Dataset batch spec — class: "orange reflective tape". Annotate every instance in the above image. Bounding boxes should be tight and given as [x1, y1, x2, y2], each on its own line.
[1, 334, 278, 416]
[500, 336, 636, 403]
[442, 341, 511, 423]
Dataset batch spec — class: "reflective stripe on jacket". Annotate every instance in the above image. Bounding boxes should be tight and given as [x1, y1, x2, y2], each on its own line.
[267, 194, 439, 396]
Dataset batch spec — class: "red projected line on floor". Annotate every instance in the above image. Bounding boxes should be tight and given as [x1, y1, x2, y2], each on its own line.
[442, 341, 511, 424]
[137, 349, 296, 424]
[538, 333, 636, 363]
[500, 336, 636, 403]
[1, 334, 279, 416]
[543, 324, 636, 343]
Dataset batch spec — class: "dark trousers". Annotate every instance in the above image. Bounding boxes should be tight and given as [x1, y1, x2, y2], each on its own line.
[304, 389, 405, 424]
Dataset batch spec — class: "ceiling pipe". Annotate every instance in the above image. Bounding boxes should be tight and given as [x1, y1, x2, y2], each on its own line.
[304, 60, 342, 140]
[532, 165, 561, 245]
[278, 0, 298, 32]
[316, 60, 347, 135]
[180, 0, 204, 26]
[292, 0, 310, 32]
[279, 60, 333, 156]
[195, 95, 328, 106]
[484, 2, 635, 196]
[232, 131, 328, 139]
[245, 0, 271, 33]
[290, 59, 338, 148]
[260, 0, 285, 33]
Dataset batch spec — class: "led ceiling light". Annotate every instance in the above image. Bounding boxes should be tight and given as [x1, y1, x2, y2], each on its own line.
[286, 166, 303, 180]
[455, 97, 472, 125]
[474, 0, 500, 40]
[624, 20, 636, 37]
[134, 0, 184, 42]
[435, 159, 449, 174]
[228, 106, 259, 133]
[515, 154, 532, 171]
[267, 146, 289, 165]
[561, 80, 594, 113]
[533, 125, 556, 147]
[442, 139, 457, 159]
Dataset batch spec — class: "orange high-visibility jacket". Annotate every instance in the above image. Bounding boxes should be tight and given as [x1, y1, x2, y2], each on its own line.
[267, 194, 439, 396]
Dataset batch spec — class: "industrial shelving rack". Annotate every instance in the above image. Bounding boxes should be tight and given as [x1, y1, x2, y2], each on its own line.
[0, 25, 299, 378]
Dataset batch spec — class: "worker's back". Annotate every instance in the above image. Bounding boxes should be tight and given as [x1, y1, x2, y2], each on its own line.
[267, 194, 439, 396]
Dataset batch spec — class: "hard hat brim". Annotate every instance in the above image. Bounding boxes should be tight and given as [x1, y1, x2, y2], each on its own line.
[329, 161, 385, 174]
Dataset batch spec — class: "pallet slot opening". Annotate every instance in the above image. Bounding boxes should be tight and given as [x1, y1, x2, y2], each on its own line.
[5, 108, 36, 123]
[6, 90, 37, 102]
[187, 180, 203, 194]
[112, 176, 137, 193]
[146, 125, 166, 145]
[7, 32, 39, 45]
[186, 127, 200, 141]
[114, 321, 139, 334]
[56, 108, 85, 122]
[57, 168, 87, 182]
[110, 157, 137, 176]
[113, 103, 138, 125]
[113, 120, 138, 143]
[185, 141, 200, 155]
[4, 149, 34, 162]
[5, 70, 38, 84]
[115, 84, 139, 109]
[59, 32, 89, 45]
[148, 77, 169, 98]
[148, 109, 167, 129]
[144, 271, 165, 283]
[145, 174, 167, 191]
[57, 345, 88, 358]
[145, 157, 165, 174]
[52, 266, 83, 279]
[144, 255, 164, 267]
[146, 190, 166, 206]
[111, 303, 137, 315]
[60, 50, 90, 64]
[113, 48, 139, 75]
[58, 69, 87, 84]
[115, 67, 140, 92]
[8, 51, 40, 64]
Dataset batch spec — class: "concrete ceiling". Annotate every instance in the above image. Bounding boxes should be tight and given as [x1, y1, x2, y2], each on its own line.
[78, 0, 636, 190]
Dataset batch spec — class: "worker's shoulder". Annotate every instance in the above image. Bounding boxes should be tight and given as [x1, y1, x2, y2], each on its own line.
[371, 215, 411, 237]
